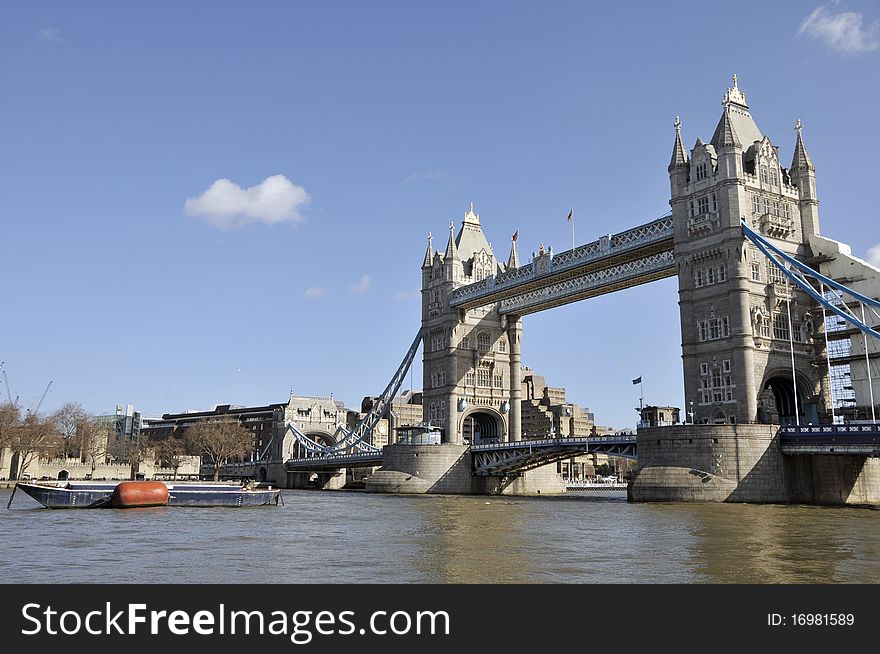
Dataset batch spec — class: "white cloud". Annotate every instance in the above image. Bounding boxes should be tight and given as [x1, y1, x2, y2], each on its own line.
[402, 170, 449, 184]
[798, 6, 880, 53]
[866, 244, 880, 267]
[304, 287, 327, 299]
[350, 275, 373, 295]
[184, 174, 310, 229]
[393, 289, 421, 301]
[37, 28, 61, 43]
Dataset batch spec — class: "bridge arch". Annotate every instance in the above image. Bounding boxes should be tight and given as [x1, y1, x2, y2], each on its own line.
[305, 430, 336, 447]
[459, 408, 505, 445]
[760, 369, 812, 426]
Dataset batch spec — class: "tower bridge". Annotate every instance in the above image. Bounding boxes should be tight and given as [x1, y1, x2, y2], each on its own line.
[271, 76, 880, 504]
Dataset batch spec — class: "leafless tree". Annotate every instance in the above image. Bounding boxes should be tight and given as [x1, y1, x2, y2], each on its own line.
[78, 419, 112, 477]
[13, 414, 61, 479]
[108, 436, 153, 480]
[153, 437, 188, 481]
[185, 417, 252, 481]
[51, 402, 87, 459]
[0, 402, 21, 453]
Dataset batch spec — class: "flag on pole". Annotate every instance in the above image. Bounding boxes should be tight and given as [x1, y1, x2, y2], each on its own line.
[566, 208, 573, 222]
[512, 229, 519, 241]
[632, 376, 642, 385]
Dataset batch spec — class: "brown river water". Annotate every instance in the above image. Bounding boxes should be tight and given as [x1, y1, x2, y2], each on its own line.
[2, 489, 879, 583]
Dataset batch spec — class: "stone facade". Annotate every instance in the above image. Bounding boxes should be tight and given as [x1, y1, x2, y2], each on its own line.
[421, 204, 521, 444]
[671, 77, 822, 426]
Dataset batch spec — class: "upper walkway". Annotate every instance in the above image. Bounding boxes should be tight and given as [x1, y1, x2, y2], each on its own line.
[449, 215, 674, 315]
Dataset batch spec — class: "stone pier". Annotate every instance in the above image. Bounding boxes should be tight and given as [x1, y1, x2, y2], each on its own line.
[364, 443, 565, 495]
[630, 424, 880, 505]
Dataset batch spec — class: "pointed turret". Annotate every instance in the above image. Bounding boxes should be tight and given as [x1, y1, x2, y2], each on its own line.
[507, 230, 520, 269]
[711, 105, 741, 149]
[444, 222, 459, 261]
[422, 232, 433, 268]
[790, 118, 819, 236]
[791, 118, 815, 172]
[669, 116, 689, 170]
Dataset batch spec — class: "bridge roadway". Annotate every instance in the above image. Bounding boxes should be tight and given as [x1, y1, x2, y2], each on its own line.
[779, 424, 880, 456]
[282, 426, 880, 476]
[449, 215, 674, 315]
[285, 434, 639, 477]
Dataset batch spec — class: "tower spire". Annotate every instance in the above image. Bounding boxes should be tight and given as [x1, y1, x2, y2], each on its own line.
[422, 232, 433, 268]
[791, 118, 815, 171]
[444, 221, 459, 260]
[669, 116, 689, 170]
[723, 72, 748, 107]
[507, 230, 520, 269]
[711, 104, 741, 149]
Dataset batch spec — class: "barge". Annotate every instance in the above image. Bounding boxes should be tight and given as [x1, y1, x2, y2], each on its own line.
[7, 480, 282, 509]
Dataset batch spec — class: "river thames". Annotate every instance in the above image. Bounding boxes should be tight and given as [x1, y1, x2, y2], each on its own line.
[2, 489, 879, 584]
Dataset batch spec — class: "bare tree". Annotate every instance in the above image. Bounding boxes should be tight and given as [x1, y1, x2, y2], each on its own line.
[185, 417, 252, 481]
[78, 419, 112, 478]
[0, 402, 21, 453]
[12, 414, 61, 479]
[108, 435, 152, 480]
[153, 437, 188, 481]
[51, 402, 87, 459]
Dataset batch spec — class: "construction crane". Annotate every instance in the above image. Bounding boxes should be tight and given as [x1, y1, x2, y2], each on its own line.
[0, 361, 17, 405]
[30, 381, 53, 416]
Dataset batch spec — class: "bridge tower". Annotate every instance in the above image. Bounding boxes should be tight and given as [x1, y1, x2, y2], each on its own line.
[421, 203, 521, 444]
[671, 76, 822, 426]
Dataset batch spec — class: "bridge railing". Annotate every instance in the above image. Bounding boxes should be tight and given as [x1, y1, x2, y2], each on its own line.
[470, 435, 637, 451]
[450, 215, 673, 307]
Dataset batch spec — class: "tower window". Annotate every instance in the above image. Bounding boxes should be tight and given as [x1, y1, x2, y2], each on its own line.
[477, 369, 491, 387]
[711, 194, 717, 212]
[768, 263, 785, 285]
[466, 370, 475, 386]
[751, 263, 761, 281]
[695, 162, 708, 181]
[718, 264, 726, 281]
[477, 332, 491, 352]
[697, 197, 709, 215]
[773, 313, 790, 341]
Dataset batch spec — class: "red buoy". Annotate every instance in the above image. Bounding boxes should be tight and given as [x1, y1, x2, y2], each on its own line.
[111, 481, 169, 509]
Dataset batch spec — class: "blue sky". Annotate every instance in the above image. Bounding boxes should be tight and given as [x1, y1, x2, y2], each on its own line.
[2, 1, 879, 428]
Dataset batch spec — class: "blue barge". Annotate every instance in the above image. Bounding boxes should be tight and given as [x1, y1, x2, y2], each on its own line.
[7, 481, 281, 509]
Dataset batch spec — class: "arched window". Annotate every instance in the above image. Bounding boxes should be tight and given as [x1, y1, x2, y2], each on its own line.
[477, 333, 491, 352]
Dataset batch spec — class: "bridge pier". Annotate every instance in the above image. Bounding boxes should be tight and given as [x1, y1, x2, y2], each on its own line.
[363, 444, 565, 495]
[287, 470, 347, 490]
[630, 425, 880, 505]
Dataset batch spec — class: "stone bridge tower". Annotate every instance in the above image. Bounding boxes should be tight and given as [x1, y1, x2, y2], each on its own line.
[421, 204, 522, 444]
[671, 76, 822, 425]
